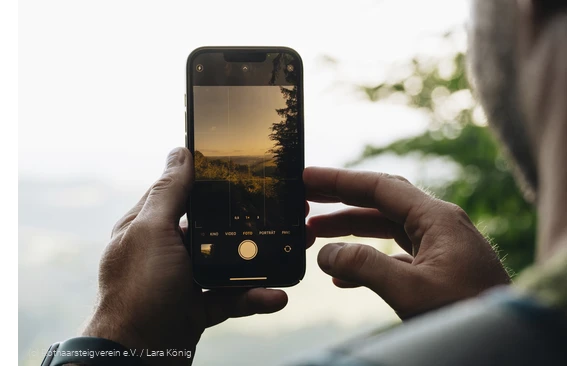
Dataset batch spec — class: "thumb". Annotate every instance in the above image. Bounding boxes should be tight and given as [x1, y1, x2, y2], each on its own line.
[318, 243, 418, 309]
[138, 148, 194, 225]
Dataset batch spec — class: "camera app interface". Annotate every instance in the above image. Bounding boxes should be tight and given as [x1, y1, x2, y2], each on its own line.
[190, 53, 303, 266]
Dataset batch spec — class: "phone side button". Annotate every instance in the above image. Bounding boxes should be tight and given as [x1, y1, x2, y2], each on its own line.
[184, 112, 188, 146]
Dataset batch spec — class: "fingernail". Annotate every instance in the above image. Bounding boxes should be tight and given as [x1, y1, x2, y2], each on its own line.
[166, 148, 186, 170]
[319, 243, 344, 271]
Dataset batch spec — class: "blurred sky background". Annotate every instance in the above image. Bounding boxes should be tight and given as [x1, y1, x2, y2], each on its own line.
[19, 1, 470, 365]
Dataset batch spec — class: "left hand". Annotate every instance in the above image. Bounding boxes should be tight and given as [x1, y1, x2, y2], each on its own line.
[83, 148, 313, 366]
[304, 167, 510, 319]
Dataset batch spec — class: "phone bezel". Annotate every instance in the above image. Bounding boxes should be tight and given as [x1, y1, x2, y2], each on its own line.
[185, 46, 306, 289]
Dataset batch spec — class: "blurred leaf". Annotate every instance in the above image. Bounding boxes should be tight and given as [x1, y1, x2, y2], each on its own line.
[347, 34, 536, 274]
[360, 83, 387, 102]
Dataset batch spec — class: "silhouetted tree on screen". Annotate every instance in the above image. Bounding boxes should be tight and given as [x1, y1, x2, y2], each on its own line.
[268, 52, 300, 179]
[267, 54, 301, 224]
[269, 86, 299, 178]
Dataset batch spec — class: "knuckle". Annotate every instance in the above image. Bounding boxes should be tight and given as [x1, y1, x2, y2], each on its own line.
[124, 218, 153, 241]
[111, 215, 133, 237]
[389, 174, 411, 184]
[151, 174, 176, 193]
[375, 172, 409, 182]
[168, 147, 185, 162]
[369, 173, 391, 200]
[335, 244, 372, 273]
[444, 202, 471, 221]
[111, 219, 125, 237]
[370, 172, 411, 201]
[151, 173, 190, 198]
[374, 172, 410, 187]
[404, 196, 439, 240]
[375, 172, 393, 181]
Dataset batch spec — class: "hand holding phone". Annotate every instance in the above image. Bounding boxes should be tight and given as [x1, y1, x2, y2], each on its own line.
[186, 47, 306, 288]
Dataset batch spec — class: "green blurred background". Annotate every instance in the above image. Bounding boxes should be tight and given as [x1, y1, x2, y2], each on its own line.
[346, 32, 535, 275]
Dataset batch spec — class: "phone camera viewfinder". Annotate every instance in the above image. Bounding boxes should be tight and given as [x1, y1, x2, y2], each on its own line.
[196, 64, 204, 72]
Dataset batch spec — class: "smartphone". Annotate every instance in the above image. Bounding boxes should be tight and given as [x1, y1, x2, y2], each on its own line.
[185, 47, 306, 288]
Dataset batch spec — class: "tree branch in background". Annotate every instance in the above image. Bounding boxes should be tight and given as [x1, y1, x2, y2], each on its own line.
[343, 32, 536, 274]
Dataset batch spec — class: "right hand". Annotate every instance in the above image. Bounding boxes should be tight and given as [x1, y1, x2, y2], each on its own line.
[304, 167, 511, 319]
[83, 148, 294, 365]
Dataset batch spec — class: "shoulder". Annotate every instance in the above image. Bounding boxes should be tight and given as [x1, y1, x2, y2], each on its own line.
[296, 250, 567, 366]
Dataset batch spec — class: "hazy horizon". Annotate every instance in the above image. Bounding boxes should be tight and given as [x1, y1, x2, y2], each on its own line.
[194, 86, 291, 157]
[196, 151, 276, 158]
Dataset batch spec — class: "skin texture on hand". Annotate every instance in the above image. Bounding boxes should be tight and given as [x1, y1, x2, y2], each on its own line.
[304, 167, 511, 319]
[82, 148, 314, 366]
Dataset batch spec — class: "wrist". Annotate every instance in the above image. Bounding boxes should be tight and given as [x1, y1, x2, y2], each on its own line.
[82, 307, 146, 355]
[82, 303, 198, 366]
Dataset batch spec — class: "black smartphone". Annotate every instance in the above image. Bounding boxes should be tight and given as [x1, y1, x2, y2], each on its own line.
[185, 47, 306, 288]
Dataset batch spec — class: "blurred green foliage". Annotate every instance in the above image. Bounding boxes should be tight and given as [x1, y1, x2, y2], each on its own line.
[349, 38, 536, 274]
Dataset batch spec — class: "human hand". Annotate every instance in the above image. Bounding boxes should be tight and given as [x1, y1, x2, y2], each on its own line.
[82, 148, 307, 366]
[304, 167, 510, 319]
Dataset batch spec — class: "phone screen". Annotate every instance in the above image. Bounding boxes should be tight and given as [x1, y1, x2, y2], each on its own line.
[186, 49, 305, 287]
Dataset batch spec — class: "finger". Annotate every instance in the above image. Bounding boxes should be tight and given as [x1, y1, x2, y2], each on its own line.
[331, 253, 414, 288]
[307, 208, 413, 255]
[303, 167, 431, 224]
[111, 187, 151, 238]
[318, 242, 418, 309]
[137, 148, 194, 226]
[392, 253, 414, 264]
[306, 192, 343, 203]
[306, 224, 316, 249]
[331, 253, 413, 289]
[203, 288, 288, 328]
[180, 228, 189, 239]
[305, 201, 317, 249]
[179, 220, 189, 247]
[180, 216, 188, 236]
[332, 277, 360, 288]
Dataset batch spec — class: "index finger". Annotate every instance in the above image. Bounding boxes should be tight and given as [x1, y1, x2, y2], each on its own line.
[303, 167, 430, 224]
